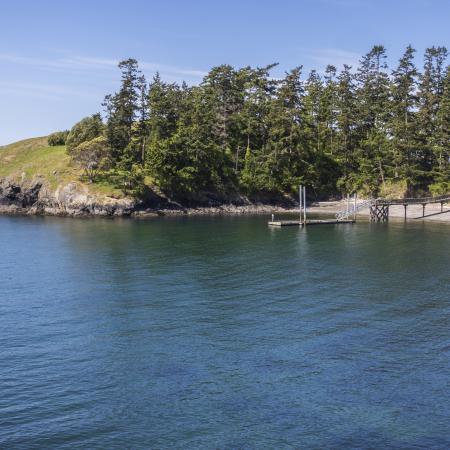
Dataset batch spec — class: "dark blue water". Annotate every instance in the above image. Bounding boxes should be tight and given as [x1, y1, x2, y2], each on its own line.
[1, 215, 449, 449]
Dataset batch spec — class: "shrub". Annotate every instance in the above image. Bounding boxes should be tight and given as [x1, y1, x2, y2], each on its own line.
[48, 130, 69, 146]
[379, 180, 408, 199]
[71, 136, 111, 182]
[66, 114, 104, 154]
[429, 181, 449, 197]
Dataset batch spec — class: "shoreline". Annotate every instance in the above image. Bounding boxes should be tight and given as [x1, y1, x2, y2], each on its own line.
[2, 178, 449, 222]
[2, 199, 450, 222]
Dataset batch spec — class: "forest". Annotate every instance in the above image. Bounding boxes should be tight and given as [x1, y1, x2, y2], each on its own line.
[51, 44, 450, 201]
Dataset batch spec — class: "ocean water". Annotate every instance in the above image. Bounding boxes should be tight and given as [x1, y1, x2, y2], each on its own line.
[0, 214, 449, 449]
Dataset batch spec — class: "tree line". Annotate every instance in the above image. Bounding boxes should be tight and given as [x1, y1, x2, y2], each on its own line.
[52, 44, 450, 200]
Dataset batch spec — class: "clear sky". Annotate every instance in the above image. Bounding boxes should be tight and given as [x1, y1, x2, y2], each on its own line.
[1, 0, 449, 145]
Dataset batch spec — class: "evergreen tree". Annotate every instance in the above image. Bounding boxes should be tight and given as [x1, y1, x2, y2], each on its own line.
[201, 65, 245, 157]
[322, 65, 338, 155]
[103, 59, 143, 166]
[335, 64, 357, 192]
[354, 45, 391, 194]
[303, 68, 340, 196]
[303, 70, 323, 153]
[417, 46, 448, 184]
[135, 74, 149, 164]
[265, 67, 308, 193]
[431, 65, 450, 194]
[390, 45, 419, 194]
[239, 64, 279, 192]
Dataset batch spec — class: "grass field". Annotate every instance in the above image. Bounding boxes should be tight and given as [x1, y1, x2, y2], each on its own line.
[0, 136, 123, 197]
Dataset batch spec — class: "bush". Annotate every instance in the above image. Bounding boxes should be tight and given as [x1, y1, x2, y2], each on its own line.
[66, 113, 104, 154]
[48, 130, 69, 146]
[429, 181, 449, 197]
[71, 136, 111, 182]
[379, 180, 408, 199]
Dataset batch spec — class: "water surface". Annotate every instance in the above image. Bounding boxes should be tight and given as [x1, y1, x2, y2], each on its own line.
[1, 215, 449, 448]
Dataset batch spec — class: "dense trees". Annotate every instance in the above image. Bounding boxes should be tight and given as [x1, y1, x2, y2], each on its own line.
[66, 45, 449, 200]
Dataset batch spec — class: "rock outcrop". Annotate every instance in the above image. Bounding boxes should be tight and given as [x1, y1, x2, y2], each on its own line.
[0, 178, 135, 217]
[0, 177, 297, 217]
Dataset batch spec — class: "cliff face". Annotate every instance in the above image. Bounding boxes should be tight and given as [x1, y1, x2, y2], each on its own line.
[0, 178, 135, 217]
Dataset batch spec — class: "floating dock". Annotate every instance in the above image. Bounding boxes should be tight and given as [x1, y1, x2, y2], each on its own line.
[268, 219, 355, 227]
[268, 185, 356, 227]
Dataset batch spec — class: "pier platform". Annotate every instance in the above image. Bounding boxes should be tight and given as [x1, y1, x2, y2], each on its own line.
[268, 219, 355, 227]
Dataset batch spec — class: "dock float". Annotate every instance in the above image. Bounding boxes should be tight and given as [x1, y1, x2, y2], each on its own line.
[269, 185, 357, 227]
[268, 219, 355, 227]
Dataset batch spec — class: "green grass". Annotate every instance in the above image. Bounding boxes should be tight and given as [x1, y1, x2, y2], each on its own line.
[0, 136, 123, 197]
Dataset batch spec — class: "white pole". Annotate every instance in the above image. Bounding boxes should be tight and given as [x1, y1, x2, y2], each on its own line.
[353, 193, 357, 221]
[299, 185, 302, 224]
[347, 193, 350, 217]
[303, 186, 306, 224]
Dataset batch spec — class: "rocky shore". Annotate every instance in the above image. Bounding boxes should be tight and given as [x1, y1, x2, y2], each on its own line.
[0, 178, 135, 217]
[1, 177, 449, 222]
[0, 178, 297, 218]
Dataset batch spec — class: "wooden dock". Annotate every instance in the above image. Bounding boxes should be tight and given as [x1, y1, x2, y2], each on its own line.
[268, 219, 355, 227]
[270, 186, 450, 226]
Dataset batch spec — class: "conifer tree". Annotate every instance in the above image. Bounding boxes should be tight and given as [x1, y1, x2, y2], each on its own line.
[354, 45, 391, 194]
[304, 70, 323, 153]
[322, 65, 338, 154]
[335, 64, 357, 192]
[239, 64, 278, 192]
[431, 65, 450, 194]
[103, 59, 142, 165]
[390, 45, 419, 193]
[417, 46, 448, 184]
[265, 67, 305, 193]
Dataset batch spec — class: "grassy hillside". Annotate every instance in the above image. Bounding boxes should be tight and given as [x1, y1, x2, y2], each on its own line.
[0, 136, 122, 196]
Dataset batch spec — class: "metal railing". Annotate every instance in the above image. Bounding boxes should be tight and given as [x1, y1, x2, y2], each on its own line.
[335, 199, 376, 220]
[376, 195, 450, 205]
[335, 194, 450, 220]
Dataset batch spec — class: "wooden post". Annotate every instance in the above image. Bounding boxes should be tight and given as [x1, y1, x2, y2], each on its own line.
[441, 202, 444, 213]
[370, 203, 389, 222]
[346, 194, 350, 217]
[370, 205, 375, 222]
[404, 204, 407, 220]
[422, 203, 425, 217]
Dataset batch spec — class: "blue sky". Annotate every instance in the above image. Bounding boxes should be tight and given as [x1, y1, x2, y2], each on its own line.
[1, 0, 449, 145]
